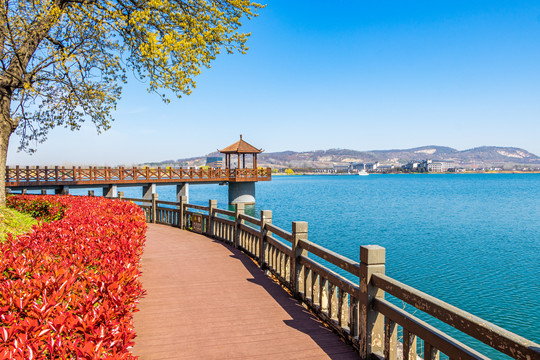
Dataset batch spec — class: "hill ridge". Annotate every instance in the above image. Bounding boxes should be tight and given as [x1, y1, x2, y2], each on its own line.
[143, 145, 540, 169]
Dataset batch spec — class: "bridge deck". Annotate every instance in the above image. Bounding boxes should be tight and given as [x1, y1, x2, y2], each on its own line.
[131, 224, 358, 359]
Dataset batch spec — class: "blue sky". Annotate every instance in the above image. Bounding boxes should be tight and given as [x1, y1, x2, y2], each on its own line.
[8, 0, 540, 165]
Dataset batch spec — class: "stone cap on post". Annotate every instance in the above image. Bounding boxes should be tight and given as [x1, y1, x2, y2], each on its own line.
[360, 245, 385, 265]
[235, 202, 245, 214]
[260, 210, 272, 220]
[292, 221, 308, 235]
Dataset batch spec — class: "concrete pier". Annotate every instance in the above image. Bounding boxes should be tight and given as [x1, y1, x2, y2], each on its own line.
[176, 183, 189, 203]
[104, 184, 118, 198]
[143, 184, 157, 200]
[228, 182, 255, 205]
[55, 186, 69, 195]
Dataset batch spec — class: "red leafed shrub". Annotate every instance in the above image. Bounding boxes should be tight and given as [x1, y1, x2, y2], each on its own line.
[7, 196, 65, 222]
[1, 195, 147, 359]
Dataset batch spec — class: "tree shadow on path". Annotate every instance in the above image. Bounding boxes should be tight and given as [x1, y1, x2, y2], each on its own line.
[210, 239, 359, 360]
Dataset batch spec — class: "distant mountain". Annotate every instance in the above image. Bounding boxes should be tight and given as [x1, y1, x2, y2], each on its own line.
[142, 146, 540, 169]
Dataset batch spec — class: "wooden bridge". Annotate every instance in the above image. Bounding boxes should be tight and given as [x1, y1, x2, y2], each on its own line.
[5, 136, 271, 204]
[126, 195, 539, 360]
[4, 166, 271, 187]
[5, 166, 271, 204]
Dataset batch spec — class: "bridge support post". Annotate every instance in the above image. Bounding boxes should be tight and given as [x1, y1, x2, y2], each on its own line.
[176, 183, 189, 203]
[143, 184, 156, 201]
[104, 184, 118, 198]
[228, 182, 255, 205]
[359, 245, 386, 359]
[55, 186, 69, 195]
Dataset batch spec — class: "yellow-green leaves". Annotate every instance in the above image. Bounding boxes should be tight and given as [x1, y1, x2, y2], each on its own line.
[2, 0, 263, 152]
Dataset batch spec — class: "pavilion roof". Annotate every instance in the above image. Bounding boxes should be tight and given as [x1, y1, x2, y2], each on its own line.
[219, 135, 263, 154]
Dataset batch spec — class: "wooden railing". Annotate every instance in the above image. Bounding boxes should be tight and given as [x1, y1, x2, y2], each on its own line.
[121, 194, 540, 360]
[5, 166, 271, 186]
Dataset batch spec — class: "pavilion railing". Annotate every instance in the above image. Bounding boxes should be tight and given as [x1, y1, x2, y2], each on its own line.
[121, 194, 539, 360]
[5, 166, 271, 186]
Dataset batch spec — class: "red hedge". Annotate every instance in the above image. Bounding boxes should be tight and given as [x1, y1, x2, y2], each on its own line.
[1, 195, 147, 359]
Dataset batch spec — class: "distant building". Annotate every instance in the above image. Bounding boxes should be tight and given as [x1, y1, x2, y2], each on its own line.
[351, 162, 379, 171]
[333, 164, 350, 173]
[206, 156, 223, 168]
[376, 165, 395, 173]
[402, 162, 420, 171]
[365, 162, 379, 171]
[416, 159, 456, 172]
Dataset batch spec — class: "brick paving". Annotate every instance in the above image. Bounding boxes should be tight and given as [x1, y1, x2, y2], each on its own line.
[131, 224, 358, 359]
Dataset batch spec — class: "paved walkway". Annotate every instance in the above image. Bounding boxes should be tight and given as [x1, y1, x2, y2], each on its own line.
[131, 224, 358, 359]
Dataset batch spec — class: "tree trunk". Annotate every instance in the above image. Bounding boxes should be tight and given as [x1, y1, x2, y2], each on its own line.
[0, 92, 14, 206]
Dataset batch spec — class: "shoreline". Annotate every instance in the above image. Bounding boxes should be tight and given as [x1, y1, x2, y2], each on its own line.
[272, 171, 540, 176]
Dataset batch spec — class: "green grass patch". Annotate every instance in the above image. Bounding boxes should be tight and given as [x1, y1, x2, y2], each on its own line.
[0, 206, 38, 242]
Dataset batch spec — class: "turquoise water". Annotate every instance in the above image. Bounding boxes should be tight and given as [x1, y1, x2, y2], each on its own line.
[73, 174, 540, 358]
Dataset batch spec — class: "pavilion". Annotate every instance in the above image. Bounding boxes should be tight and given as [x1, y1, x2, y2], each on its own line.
[219, 135, 264, 204]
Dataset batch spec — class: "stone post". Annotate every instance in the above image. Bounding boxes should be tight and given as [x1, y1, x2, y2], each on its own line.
[178, 195, 188, 229]
[151, 193, 158, 224]
[291, 221, 308, 297]
[234, 203, 245, 249]
[118, 191, 124, 200]
[208, 199, 217, 236]
[259, 210, 272, 268]
[359, 245, 386, 359]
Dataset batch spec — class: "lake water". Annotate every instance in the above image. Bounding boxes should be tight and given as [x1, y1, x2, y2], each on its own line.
[73, 173, 540, 358]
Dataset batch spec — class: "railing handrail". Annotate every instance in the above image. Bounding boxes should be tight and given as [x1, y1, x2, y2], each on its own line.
[298, 238, 360, 277]
[121, 195, 540, 360]
[371, 273, 539, 359]
[238, 213, 262, 226]
[372, 298, 490, 360]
